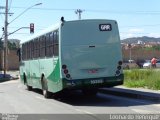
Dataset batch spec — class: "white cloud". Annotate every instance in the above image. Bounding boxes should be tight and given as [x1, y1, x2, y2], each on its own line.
[129, 28, 144, 33]
[120, 34, 132, 39]
[148, 33, 160, 38]
[120, 28, 144, 39]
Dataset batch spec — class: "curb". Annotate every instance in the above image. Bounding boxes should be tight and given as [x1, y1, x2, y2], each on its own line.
[0, 77, 19, 83]
[99, 87, 160, 102]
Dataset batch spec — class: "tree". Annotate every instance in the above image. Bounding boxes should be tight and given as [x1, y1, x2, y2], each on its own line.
[0, 39, 4, 50]
[8, 41, 17, 50]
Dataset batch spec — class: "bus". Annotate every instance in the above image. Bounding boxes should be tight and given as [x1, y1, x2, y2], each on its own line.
[19, 18, 124, 98]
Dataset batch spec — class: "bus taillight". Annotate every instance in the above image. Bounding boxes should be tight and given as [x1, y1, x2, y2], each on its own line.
[66, 74, 71, 78]
[62, 64, 67, 69]
[64, 69, 68, 74]
[118, 61, 122, 65]
[62, 64, 71, 79]
[117, 66, 121, 70]
[115, 61, 122, 76]
[116, 70, 120, 75]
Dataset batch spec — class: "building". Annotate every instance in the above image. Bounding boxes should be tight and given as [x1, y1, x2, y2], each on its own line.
[0, 50, 19, 70]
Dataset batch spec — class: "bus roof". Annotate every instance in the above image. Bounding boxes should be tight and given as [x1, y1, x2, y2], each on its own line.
[21, 19, 117, 44]
[21, 23, 60, 44]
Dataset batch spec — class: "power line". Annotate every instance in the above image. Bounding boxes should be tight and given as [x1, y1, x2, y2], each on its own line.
[11, 7, 76, 11]
[0, 6, 4, 26]
[8, 0, 13, 12]
[8, 26, 45, 29]
[120, 24, 160, 28]
[85, 9, 160, 15]
[9, 3, 42, 25]
[9, 7, 160, 15]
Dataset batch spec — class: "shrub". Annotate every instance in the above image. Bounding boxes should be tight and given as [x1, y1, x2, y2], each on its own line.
[124, 69, 160, 90]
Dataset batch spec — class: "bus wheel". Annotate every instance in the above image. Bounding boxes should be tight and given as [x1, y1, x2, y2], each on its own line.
[41, 77, 52, 98]
[82, 88, 98, 96]
[24, 74, 32, 91]
[26, 85, 32, 91]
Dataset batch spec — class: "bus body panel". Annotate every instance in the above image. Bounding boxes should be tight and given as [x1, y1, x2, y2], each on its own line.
[61, 20, 123, 81]
[47, 58, 63, 93]
[30, 60, 41, 88]
[20, 19, 123, 94]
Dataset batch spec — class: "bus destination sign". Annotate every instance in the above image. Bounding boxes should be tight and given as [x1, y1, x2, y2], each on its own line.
[99, 24, 112, 31]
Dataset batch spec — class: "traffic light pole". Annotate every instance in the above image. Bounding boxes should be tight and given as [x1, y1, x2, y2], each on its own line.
[4, 0, 8, 77]
[3, 2, 41, 77]
[8, 27, 29, 36]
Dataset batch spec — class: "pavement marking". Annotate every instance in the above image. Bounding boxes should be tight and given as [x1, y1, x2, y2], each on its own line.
[75, 108, 94, 115]
[131, 109, 158, 113]
[35, 96, 46, 101]
[82, 110, 94, 115]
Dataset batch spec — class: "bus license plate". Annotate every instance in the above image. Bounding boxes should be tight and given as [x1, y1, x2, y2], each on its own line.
[91, 79, 104, 84]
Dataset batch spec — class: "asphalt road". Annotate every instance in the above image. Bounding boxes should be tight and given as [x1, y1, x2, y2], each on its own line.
[0, 80, 160, 120]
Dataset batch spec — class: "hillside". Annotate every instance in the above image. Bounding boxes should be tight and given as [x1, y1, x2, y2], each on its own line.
[121, 36, 160, 44]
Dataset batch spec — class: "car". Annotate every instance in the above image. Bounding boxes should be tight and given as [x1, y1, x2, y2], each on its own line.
[143, 60, 160, 68]
[143, 60, 151, 68]
[122, 60, 138, 69]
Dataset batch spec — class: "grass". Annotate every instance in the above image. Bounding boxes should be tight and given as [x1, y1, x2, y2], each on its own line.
[124, 69, 160, 90]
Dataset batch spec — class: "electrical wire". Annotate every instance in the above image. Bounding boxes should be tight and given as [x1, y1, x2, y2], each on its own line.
[0, 6, 4, 24]
[10, 7, 160, 15]
[120, 24, 160, 28]
[8, 0, 13, 12]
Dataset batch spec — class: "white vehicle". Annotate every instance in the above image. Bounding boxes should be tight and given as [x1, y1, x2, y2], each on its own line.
[143, 60, 160, 68]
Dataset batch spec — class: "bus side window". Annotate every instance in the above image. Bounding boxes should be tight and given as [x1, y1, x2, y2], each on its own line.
[54, 30, 59, 56]
[31, 41, 33, 59]
[46, 33, 49, 57]
[27, 42, 30, 60]
[33, 39, 36, 58]
[40, 35, 46, 58]
[50, 32, 54, 56]
[22, 44, 24, 60]
[46, 32, 54, 57]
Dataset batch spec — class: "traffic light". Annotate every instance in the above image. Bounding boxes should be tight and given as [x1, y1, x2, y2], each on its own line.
[2, 27, 4, 31]
[30, 23, 34, 34]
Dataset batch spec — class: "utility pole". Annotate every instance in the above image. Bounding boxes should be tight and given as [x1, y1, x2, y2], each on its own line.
[75, 9, 83, 20]
[128, 44, 132, 62]
[4, 0, 8, 77]
[2, 2, 42, 77]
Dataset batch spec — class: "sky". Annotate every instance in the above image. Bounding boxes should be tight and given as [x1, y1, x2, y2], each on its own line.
[0, 0, 160, 42]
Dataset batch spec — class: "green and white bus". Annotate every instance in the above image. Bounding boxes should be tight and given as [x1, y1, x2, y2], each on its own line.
[19, 19, 124, 98]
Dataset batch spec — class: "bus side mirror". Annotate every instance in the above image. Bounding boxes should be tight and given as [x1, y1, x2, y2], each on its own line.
[61, 16, 65, 26]
[61, 16, 65, 22]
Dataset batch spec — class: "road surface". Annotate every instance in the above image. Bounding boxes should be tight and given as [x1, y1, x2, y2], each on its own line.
[0, 80, 160, 120]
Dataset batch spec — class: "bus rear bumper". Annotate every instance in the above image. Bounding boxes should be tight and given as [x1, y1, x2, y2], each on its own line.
[63, 74, 124, 90]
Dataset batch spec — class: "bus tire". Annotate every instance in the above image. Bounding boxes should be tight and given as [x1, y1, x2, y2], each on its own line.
[41, 76, 52, 98]
[82, 88, 98, 96]
[24, 74, 32, 91]
[26, 85, 32, 91]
